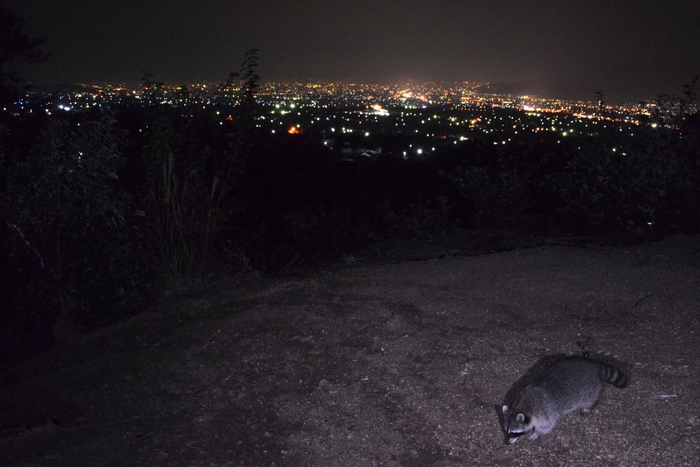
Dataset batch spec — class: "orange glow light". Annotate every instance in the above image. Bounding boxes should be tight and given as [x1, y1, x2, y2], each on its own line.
[288, 126, 299, 134]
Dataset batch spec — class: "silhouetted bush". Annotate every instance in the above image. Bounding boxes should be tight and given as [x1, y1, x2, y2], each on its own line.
[542, 122, 700, 238]
[439, 139, 535, 229]
[1, 109, 146, 339]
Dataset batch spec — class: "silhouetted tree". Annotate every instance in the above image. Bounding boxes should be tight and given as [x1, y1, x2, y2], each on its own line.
[0, 5, 48, 104]
[221, 48, 260, 107]
[678, 75, 698, 117]
[594, 90, 605, 114]
[139, 71, 165, 103]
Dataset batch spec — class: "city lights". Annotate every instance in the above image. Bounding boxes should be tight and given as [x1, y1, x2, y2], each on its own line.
[12, 79, 694, 163]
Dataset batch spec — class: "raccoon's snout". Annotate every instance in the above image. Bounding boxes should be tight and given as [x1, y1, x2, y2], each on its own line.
[505, 426, 533, 444]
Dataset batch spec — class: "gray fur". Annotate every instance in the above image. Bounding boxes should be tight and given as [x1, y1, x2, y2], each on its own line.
[502, 357, 627, 444]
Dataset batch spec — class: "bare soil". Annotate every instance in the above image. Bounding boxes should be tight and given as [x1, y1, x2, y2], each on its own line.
[1, 233, 699, 466]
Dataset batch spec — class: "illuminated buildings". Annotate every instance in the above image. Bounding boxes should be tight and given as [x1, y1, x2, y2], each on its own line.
[12, 80, 694, 157]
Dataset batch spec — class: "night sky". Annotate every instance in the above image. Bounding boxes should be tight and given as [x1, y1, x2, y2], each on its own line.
[7, 0, 700, 103]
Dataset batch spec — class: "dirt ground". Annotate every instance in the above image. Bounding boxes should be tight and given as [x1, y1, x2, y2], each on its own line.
[1, 233, 699, 467]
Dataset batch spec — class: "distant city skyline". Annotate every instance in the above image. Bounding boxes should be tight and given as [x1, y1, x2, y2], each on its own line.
[7, 0, 700, 104]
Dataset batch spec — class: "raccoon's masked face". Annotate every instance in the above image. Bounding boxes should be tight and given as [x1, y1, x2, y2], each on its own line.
[502, 405, 534, 444]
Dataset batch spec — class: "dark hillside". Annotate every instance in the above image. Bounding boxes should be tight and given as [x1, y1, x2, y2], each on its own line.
[1, 99, 699, 364]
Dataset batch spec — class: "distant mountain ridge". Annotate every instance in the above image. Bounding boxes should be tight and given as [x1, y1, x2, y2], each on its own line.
[477, 61, 698, 104]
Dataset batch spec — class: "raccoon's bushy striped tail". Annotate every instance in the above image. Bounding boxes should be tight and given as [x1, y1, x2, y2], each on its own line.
[598, 362, 628, 388]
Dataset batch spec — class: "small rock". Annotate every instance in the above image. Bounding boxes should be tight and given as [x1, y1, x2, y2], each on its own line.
[492, 449, 511, 464]
[318, 379, 330, 388]
[559, 434, 571, 449]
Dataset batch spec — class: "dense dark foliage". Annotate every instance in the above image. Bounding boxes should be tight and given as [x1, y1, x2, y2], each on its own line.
[1, 84, 699, 364]
[0, 5, 48, 106]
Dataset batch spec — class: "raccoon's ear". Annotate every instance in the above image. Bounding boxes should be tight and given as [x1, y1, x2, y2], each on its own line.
[516, 413, 525, 422]
[502, 405, 509, 413]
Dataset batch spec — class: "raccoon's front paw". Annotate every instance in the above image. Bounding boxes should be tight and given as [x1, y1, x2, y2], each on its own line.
[526, 432, 540, 442]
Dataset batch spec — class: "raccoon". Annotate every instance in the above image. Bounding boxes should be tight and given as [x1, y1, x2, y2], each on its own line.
[502, 357, 627, 444]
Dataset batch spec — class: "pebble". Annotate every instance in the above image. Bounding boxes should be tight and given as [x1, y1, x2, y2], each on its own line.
[559, 434, 571, 449]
